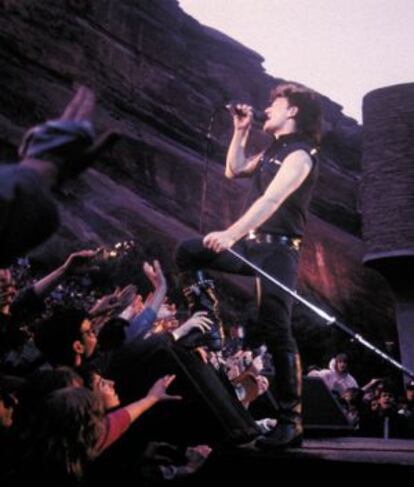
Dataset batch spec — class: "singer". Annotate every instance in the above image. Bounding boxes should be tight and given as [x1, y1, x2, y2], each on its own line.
[175, 82, 322, 449]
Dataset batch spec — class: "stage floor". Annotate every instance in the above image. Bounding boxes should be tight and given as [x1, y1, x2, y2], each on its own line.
[293, 437, 414, 465]
[190, 437, 414, 483]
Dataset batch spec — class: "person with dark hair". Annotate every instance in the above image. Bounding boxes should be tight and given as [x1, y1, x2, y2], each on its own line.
[0, 250, 99, 375]
[399, 383, 414, 419]
[175, 81, 322, 448]
[7, 376, 179, 487]
[35, 307, 97, 368]
[11, 367, 83, 440]
[79, 364, 121, 412]
[360, 387, 406, 438]
[0, 386, 16, 430]
[0, 384, 19, 483]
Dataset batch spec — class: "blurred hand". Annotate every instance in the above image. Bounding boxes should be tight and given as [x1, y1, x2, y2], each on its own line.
[0, 269, 16, 311]
[185, 445, 213, 470]
[172, 311, 212, 341]
[88, 291, 121, 317]
[19, 86, 119, 186]
[227, 364, 241, 381]
[196, 347, 209, 364]
[251, 355, 264, 374]
[203, 230, 236, 253]
[116, 284, 138, 310]
[143, 260, 166, 290]
[146, 375, 182, 403]
[63, 249, 98, 274]
[53, 86, 121, 170]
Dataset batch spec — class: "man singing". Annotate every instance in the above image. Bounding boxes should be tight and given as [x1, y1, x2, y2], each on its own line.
[175, 82, 322, 448]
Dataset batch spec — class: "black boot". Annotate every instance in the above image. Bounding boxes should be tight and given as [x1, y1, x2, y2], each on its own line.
[177, 271, 224, 352]
[256, 352, 303, 449]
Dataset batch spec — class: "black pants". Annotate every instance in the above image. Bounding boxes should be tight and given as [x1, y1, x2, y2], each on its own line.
[175, 237, 300, 354]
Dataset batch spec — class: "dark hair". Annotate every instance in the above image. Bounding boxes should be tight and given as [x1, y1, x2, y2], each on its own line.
[270, 82, 322, 143]
[343, 387, 362, 401]
[0, 385, 16, 409]
[335, 353, 349, 363]
[379, 388, 395, 397]
[14, 367, 83, 435]
[22, 367, 83, 402]
[35, 307, 87, 366]
[29, 387, 104, 481]
[77, 363, 102, 390]
[98, 317, 128, 351]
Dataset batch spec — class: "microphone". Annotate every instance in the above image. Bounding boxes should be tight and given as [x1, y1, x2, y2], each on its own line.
[225, 103, 267, 123]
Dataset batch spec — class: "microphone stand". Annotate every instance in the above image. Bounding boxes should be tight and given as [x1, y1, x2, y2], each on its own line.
[198, 110, 217, 234]
[227, 247, 414, 380]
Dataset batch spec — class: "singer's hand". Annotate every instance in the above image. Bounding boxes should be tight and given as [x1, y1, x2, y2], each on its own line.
[231, 104, 254, 132]
[203, 230, 236, 253]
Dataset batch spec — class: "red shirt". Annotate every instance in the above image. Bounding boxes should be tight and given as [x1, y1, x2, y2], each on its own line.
[95, 408, 131, 454]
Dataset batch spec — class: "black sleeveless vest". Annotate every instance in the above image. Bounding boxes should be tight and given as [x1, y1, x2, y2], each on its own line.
[243, 133, 319, 238]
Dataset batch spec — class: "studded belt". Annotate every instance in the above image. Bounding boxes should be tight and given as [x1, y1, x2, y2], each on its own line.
[245, 231, 302, 251]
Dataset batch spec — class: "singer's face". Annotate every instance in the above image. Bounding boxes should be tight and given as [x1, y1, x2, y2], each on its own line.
[263, 96, 295, 135]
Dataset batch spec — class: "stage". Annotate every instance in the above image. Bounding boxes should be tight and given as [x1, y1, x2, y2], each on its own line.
[188, 437, 414, 483]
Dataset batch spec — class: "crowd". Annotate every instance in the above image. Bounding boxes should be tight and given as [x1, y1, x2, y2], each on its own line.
[308, 353, 414, 438]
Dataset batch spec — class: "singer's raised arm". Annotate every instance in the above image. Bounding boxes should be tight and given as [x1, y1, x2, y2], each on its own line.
[225, 104, 263, 179]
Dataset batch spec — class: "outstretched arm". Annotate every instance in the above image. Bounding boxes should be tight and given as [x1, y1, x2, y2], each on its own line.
[204, 150, 313, 252]
[123, 260, 167, 342]
[142, 260, 168, 316]
[33, 249, 97, 299]
[123, 375, 182, 422]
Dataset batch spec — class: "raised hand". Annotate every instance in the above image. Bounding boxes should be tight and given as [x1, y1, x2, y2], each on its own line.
[62, 249, 98, 274]
[146, 375, 182, 403]
[230, 103, 254, 132]
[172, 311, 212, 341]
[203, 230, 236, 253]
[143, 260, 167, 290]
[19, 85, 120, 185]
[60, 85, 95, 121]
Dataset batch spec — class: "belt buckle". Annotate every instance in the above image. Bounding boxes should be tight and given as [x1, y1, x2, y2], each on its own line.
[277, 235, 301, 251]
[291, 238, 301, 251]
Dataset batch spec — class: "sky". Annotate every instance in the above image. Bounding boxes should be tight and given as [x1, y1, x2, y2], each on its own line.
[179, 0, 414, 122]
